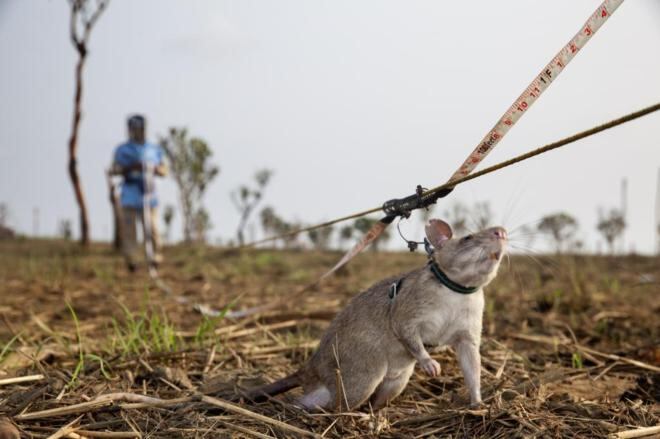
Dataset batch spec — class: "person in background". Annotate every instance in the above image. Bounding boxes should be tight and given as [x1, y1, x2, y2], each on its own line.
[110, 114, 168, 271]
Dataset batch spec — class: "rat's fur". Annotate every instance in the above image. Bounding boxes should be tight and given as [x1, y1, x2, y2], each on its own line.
[243, 220, 507, 411]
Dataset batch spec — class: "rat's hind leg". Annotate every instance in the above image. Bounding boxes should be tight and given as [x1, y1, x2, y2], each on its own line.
[298, 385, 333, 411]
[370, 365, 415, 409]
[338, 370, 386, 410]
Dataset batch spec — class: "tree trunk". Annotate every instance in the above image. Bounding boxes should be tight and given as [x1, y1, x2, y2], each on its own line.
[182, 192, 194, 243]
[68, 50, 90, 246]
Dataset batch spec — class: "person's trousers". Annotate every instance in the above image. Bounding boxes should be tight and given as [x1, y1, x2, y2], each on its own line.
[121, 206, 163, 266]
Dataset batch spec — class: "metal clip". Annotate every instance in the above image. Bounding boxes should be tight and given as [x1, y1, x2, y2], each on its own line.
[382, 185, 454, 218]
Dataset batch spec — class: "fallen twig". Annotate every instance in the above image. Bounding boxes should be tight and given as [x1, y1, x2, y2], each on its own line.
[609, 425, 660, 439]
[216, 420, 276, 439]
[0, 374, 45, 386]
[15, 393, 194, 421]
[201, 395, 320, 438]
[73, 430, 141, 438]
[16, 399, 114, 421]
[46, 415, 82, 439]
[511, 334, 660, 373]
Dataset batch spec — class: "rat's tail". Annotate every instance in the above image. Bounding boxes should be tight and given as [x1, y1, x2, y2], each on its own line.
[242, 371, 302, 402]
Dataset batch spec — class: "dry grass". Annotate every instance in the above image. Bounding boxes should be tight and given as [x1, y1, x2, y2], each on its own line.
[0, 239, 658, 438]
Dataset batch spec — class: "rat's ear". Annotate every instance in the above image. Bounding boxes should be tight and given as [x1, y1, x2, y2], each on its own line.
[425, 219, 453, 248]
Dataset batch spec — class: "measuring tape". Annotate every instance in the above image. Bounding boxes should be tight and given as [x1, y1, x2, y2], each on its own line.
[451, 0, 624, 181]
[318, 0, 625, 282]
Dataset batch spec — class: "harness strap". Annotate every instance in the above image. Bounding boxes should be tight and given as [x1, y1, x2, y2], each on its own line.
[428, 261, 478, 295]
[389, 278, 404, 300]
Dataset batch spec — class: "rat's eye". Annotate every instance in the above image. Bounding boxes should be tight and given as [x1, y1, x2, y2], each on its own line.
[461, 235, 473, 243]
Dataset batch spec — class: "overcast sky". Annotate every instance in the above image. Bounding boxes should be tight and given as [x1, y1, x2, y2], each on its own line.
[1, 1, 659, 252]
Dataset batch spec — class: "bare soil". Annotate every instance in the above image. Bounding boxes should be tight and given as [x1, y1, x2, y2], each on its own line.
[0, 239, 659, 438]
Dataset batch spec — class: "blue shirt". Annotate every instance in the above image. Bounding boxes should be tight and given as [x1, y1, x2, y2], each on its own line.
[113, 141, 164, 208]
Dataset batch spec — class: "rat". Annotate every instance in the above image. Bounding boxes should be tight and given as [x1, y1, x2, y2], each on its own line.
[242, 219, 507, 411]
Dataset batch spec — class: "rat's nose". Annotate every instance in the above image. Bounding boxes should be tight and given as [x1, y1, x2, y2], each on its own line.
[492, 227, 507, 241]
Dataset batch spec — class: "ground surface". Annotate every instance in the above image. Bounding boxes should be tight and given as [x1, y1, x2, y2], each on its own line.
[0, 239, 659, 438]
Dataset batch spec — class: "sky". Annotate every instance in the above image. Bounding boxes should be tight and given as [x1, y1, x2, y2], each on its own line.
[1, 1, 659, 253]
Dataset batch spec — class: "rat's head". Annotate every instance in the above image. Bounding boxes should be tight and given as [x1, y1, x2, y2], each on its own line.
[425, 219, 507, 288]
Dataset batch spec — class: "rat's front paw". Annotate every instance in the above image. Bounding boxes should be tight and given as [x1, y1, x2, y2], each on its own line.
[420, 358, 441, 377]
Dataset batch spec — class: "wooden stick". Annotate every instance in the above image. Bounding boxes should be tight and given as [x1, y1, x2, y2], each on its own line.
[221, 320, 300, 340]
[217, 421, 276, 439]
[46, 415, 83, 439]
[15, 393, 193, 421]
[511, 334, 660, 373]
[0, 374, 45, 386]
[73, 431, 140, 438]
[203, 344, 216, 375]
[201, 395, 320, 438]
[246, 342, 318, 356]
[118, 396, 193, 410]
[30, 427, 140, 439]
[16, 400, 114, 421]
[579, 346, 660, 373]
[609, 425, 660, 439]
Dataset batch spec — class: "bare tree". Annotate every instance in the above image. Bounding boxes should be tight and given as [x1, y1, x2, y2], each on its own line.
[308, 226, 334, 250]
[537, 212, 579, 253]
[259, 206, 301, 249]
[194, 207, 212, 243]
[160, 128, 219, 242]
[596, 208, 625, 254]
[232, 169, 272, 245]
[58, 219, 73, 240]
[67, 0, 110, 246]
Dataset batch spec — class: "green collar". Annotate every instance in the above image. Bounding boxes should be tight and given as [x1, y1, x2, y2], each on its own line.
[428, 261, 478, 295]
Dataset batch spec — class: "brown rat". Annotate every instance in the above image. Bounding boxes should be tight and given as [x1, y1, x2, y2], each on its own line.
[243, 218, 507, 410]
[0, 417, 19, 439]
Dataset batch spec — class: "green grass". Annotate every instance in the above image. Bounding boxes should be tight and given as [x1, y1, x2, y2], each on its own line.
[110, 301, 181, 357]
[0, 332, 21, 364]
[66, 301, 85, 389]
[571, 351, 584, 369]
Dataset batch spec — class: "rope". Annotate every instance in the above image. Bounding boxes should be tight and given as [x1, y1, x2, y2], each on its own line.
[242, 101, 660, 248]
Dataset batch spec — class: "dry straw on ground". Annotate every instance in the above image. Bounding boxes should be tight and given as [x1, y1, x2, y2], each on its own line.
[0, 240, 658, 437]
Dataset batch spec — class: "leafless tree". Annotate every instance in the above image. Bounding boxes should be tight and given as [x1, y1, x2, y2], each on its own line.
[308, 226, 334, 250]
[596, 208, 626, 254]
[232, 170, 272, 245]
[259, 206, 301, 249]
[58, 219, 73, 240]
[67, 0, 110, 246]
[538, 212, 579, 253]
[194, 208, 212, 243]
